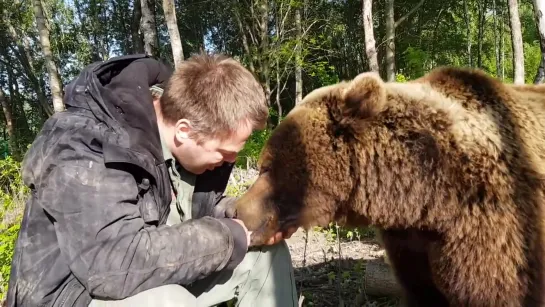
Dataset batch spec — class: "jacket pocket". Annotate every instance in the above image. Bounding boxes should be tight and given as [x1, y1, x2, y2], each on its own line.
[53, 276, 91, 307]
[137, 177, 160, 225]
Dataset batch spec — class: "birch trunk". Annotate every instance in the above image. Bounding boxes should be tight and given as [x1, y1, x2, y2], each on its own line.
[295, 7, 303, 105]
[162, 0, 184, 67]
[385, 0, 395, 81]
[33, 0, 64, 113]
[508, 0, 525, 84]
[141, 0, 158, 56]
[362, 0, 379, 73]
[533, 0, 545, 83]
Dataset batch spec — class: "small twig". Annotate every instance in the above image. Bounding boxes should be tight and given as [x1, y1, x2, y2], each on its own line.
[335, 222, 344, 306]
[298, 294, 305, 307]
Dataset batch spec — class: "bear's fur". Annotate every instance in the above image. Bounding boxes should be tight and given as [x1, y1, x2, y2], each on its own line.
[234, 67, 545, 307]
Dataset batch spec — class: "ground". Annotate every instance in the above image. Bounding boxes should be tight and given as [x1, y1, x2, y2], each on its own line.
[286, 227, 401, 307]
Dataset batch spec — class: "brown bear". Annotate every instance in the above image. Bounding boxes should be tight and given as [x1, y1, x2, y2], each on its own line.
[233, 66, 545, 307]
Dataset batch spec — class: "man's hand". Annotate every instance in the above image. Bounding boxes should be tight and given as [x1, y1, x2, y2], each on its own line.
[264, 226, 298, 245]
[232, 219, 298, 247]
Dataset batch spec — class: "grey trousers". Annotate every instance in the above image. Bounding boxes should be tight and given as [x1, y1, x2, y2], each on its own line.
[88, 238, 298, 307]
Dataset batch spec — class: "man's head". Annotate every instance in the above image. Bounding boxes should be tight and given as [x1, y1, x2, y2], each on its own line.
[153, 53, 268, 174]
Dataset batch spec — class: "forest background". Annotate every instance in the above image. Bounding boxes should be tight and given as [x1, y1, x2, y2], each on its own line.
[0, 0, 543, 305]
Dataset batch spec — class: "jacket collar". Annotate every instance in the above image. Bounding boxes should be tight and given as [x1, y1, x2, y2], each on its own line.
[63, 54, 174, 182]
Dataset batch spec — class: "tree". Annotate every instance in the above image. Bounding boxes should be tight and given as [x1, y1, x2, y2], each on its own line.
[141, 0, 159, 56]
[132, 0, 145, 53]
[362, 0, 379, 73]
[162, 0, 184, 67]
[533, 0, 545, 83]
[295, 5, 303, 104]
[0, 88, 17, 159]
[33, 0, 64, 113]
[384, 0, 426, 81]
[508, 0, 525, 84]
[463, 0, 472, 66]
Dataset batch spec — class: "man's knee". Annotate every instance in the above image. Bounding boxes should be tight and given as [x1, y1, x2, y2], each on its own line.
[262, 240, 292, 260]
[89, 284, 197, 307]
[149, 284, 197, 306]
[248, 240, 294, 273]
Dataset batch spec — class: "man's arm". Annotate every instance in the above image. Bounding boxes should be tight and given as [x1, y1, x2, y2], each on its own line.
[35, 125, 247, 300]
[213, 195, 238, 218]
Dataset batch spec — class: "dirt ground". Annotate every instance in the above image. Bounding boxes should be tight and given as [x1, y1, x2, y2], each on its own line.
[285, 228, 402, 307]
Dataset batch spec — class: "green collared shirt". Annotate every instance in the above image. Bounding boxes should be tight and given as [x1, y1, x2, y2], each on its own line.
[160, 133, 197, 225]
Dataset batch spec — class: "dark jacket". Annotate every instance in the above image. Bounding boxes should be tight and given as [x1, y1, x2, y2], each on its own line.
[5, 54, 247, 307]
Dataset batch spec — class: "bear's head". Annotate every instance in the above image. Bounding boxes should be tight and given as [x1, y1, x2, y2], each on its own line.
[234, 70, 457, 246]
[234, 72, 398, 246]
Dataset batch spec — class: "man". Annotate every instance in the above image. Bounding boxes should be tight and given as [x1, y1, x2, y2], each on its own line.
[6, 53, 298, 307]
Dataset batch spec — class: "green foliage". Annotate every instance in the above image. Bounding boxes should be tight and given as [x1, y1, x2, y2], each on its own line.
[524, 41, 542, 84]
[315, 222, 376, 243]
[0, 223, 20, 300]
[395, 73, 409, 83]
[402, 47, 430, 79]
[306, 60, 340, 87]
[235, 128, 272, 169]
[0, 157, 29, 219]
[0, 157, 27, 301]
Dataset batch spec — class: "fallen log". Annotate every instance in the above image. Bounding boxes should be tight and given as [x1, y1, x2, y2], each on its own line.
[364, 259, 404, 297]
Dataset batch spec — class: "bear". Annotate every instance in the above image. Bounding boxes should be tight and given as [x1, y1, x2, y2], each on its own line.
[233, 66, 545, 307]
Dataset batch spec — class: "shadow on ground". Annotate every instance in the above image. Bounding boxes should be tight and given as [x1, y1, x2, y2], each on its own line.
[294, 258, 402, 307]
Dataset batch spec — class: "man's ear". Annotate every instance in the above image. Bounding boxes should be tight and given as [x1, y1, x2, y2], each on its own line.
[341, 72, 387, 121]
[174, 119, 192, 142]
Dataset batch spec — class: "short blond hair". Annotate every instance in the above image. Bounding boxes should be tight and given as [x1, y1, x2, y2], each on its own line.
[160, 53, 269, 140]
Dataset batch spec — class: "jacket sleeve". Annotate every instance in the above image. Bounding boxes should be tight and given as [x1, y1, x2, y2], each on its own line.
[213, 196, 238, 218]
[33, 121, 248, 300]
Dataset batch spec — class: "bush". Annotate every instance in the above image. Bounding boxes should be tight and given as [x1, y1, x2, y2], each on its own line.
[0, 156, 28, 301]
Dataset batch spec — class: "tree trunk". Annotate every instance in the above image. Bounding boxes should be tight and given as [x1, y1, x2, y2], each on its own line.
[533, 0, 545, 83]
[141, 0, 158, 56]
[463, 0, 472, 67]
[295, 7, 303, 105]
[383, 0, 424, 81]
[364, 260, 403, 297]
[508, 0, 525, 84]
[494, 0, 501, 75]
[7, 66, 32, 153]
[33, 0, 64, 113]
[259, 0, 271, 103]
[0, 89, 18, 160]
[276, 58, 283, 124]
[363, 0, 379, 73]
[500, 0, 505, 80]
[162, 0, 184, 67]
[477, 0, 487, 68]
[132, 0, 144, 53]
[233, 4, 255, 74]
[385, 0, 395, 82]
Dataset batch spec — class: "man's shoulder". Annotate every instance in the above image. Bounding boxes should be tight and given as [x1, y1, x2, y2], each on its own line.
[22, 111, 112, 182]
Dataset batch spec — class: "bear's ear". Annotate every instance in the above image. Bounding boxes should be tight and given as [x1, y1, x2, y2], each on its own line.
[341, 72, 387, 121]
